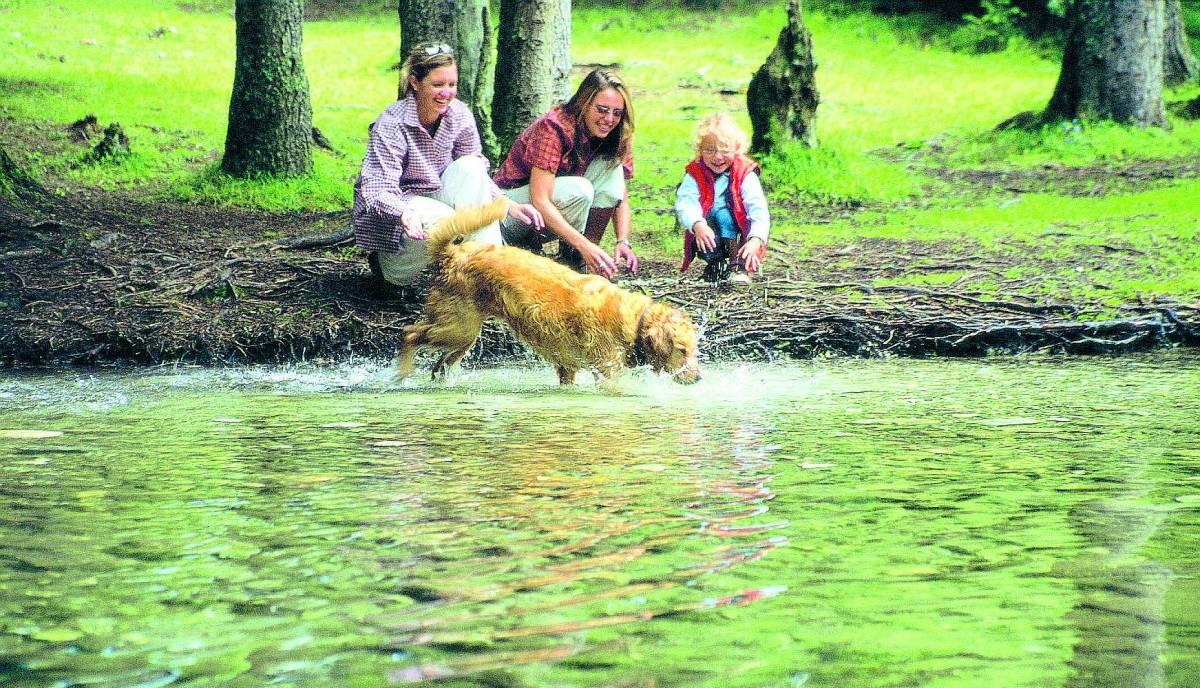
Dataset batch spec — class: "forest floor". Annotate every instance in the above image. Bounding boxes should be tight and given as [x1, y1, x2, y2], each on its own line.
[2, 117, 1199, 368]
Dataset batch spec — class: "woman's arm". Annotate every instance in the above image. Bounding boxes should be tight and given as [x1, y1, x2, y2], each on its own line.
[359, 123, 425, 237]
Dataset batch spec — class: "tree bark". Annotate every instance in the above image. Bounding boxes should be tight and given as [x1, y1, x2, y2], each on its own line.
[492, 0, 571, 155]
[222, 0, 313, 178]
[1042, 0, 1169, 128]
[746, 0, 820, 153]
[1163, 0, 1198, 87]
[397, 0, 497, 160]
[0, 146, 48, 217]
[550, 0, 573, 103]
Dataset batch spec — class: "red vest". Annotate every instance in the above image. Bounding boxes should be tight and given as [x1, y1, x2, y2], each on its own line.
[680, 156, 764, 271]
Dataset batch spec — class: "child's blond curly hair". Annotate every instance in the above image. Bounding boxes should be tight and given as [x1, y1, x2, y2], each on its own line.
[692, 112, 749, 156]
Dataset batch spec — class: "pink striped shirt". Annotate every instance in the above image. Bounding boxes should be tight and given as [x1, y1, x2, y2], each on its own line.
[352, 95, 499, 253]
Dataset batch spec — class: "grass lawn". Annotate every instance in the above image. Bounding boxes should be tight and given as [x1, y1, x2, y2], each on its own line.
[1, 0, 1198, 307]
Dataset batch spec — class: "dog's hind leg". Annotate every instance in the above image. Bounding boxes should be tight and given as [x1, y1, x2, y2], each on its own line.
[431, 332, 480, 380]
[394, 325, 431, 381]
[425, 313, 484, 381]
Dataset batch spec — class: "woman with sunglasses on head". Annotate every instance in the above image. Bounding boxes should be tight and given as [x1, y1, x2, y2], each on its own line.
[353, 42, 543, 287]
[493, 68, 638, 279]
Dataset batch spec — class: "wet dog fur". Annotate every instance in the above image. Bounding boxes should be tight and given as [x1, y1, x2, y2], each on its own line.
[395, 198, 701, 386]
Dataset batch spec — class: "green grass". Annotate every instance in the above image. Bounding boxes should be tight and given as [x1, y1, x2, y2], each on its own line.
[1, 0, 1199, 303]
[783, 178, 1200, 302]
[943, 109, 1200, 168]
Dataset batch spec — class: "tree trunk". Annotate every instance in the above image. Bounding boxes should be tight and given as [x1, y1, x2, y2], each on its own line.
[492, 0, 571, 155]
[746, 0, 820, 153]
[0, 146, 48, 217]
[550, 0, 572, 103]
[397, 0, 497, 160]
[1163, 0, 1198, 87]
[222, 0, 313, 178]
[1043, 0, 1168, 128]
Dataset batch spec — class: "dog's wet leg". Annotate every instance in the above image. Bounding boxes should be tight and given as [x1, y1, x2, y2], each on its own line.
[425, 319, 483, 381]
[394, 325, 431, 381]
[431, 342, 476, 381]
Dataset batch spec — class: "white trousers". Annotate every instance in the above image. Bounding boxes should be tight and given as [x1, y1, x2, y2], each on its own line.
[376, 156, 501, 286]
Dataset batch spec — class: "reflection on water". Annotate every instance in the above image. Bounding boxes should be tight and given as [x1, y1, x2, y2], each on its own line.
[1, 353, 1199, 687]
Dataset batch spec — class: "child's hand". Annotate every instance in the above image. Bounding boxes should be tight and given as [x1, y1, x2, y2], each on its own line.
[692, 221, 717, 253]
[740, 237, 764, 272]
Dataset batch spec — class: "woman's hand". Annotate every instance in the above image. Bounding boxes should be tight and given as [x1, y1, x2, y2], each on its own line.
[692, 220, 717, 254]
[614, 240, 639, 275]
[579, 240, 618, 279]
[739, 237, 764, 272]
[506, 202, 544, 230]
[400, 209, 426, 240]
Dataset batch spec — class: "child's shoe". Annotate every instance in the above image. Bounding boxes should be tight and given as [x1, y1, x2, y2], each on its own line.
[724, 236, 749, 284]
[701, 256, 728, 282]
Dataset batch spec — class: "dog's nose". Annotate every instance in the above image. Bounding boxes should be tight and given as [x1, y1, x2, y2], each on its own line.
[673, 367, 701, 385]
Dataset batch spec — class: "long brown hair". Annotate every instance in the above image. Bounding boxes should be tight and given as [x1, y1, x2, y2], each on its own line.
[400, 42, 456, 97]
[562, 68, 634, 170]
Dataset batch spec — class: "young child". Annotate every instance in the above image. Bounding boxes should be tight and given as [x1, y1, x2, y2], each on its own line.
[674, 113, 769, 284]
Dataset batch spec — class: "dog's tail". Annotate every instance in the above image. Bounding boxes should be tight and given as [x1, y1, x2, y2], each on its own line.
[423, 196, 510, 261]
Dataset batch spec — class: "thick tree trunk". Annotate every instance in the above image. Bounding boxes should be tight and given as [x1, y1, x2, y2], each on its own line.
[222, 0, 313, 178]
[1163, 0, 1198, 87]
[492, 0, 571, 155]
[1043, 0, 1168, 128]
[397, 0, 497, 160]
[746, 0, 820, 153]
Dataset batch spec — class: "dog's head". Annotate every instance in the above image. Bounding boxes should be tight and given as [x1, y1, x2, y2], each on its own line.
[641, 305, 701, 384]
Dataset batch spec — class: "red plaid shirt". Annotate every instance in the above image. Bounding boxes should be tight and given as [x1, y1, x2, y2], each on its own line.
[493, 105, 634, 189]
[352, 95, 499, 253]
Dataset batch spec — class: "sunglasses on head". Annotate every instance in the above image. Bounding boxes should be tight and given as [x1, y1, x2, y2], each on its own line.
[423, 43, 452, 56]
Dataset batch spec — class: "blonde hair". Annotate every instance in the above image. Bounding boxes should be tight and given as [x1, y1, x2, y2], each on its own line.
[562, 68, 635, 168]
[400, 42, 456, 97]
[692, 113, 749, 156]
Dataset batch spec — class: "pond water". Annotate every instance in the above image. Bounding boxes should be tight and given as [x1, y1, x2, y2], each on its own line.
[1, 353, 1199, 687]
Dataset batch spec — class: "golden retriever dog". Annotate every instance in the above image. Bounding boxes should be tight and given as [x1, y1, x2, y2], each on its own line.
[395, 198, 701, 386]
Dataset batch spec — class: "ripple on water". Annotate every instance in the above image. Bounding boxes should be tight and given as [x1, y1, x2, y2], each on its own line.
[2, 354, 1199, 686]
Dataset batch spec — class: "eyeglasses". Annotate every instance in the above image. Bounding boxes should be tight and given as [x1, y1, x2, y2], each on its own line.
[422, 43, 452, 56]
[701, 147, 735, 156]
[592, 104, 625, 119]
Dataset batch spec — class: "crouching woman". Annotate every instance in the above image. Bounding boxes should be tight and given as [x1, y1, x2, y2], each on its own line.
[353, 42, 541, 287]
[493, 68, 638, 279]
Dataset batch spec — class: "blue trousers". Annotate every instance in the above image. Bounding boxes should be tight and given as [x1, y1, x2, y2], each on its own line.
[697, 207, 740, 262]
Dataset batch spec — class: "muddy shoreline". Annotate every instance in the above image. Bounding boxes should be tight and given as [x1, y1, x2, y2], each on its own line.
[3, 189, 1197, 369]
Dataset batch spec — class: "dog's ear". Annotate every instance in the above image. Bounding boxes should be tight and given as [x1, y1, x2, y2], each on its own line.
[642, 308, 677, 373]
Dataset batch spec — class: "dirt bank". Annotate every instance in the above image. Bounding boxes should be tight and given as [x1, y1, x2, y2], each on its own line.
[3, 182, 1196, 368]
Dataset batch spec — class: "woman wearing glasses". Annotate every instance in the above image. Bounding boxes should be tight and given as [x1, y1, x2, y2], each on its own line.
[493, 68, 638, 279]
[353, 42, 543, 287]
